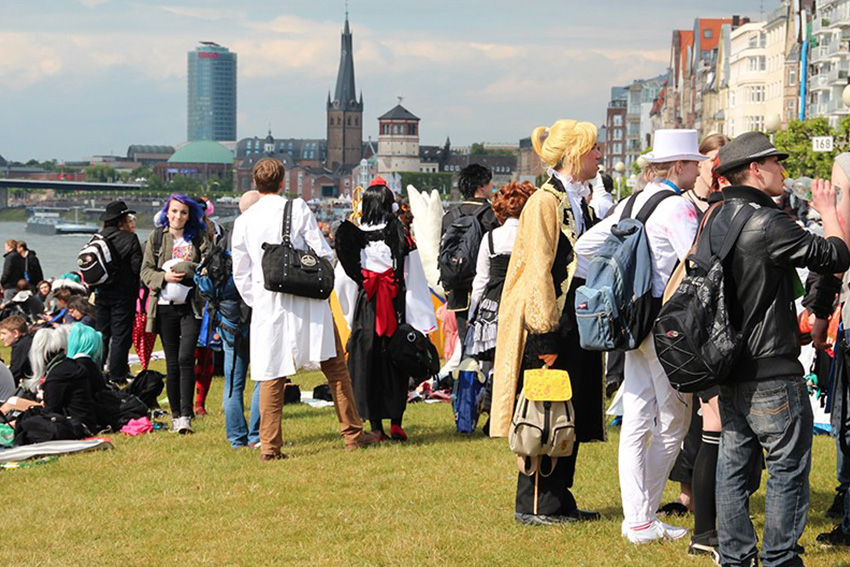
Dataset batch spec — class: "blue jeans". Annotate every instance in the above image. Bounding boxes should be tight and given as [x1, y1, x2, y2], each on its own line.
[220, 324, 259, 448]
[717, 378, 812, 567]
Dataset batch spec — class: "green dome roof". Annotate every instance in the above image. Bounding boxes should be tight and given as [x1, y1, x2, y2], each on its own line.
[168, 141, 234, 164]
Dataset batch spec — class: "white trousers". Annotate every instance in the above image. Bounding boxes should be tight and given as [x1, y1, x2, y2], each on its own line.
[619, 336, 692, 526]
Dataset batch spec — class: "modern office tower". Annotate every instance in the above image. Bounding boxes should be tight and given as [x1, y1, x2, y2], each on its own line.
[188, 42, 237, 141]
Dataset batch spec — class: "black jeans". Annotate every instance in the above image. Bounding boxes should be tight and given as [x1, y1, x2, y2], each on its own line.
[95, 293, 136, 380]
[157, 303, 201, 418]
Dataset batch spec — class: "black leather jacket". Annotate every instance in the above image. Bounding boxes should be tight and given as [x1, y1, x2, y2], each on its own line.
[708, 186, 850, 381]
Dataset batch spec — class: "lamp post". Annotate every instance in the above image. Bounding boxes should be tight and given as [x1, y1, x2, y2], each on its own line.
[765, 113, 782, 145]
[614, 161, 626, 201]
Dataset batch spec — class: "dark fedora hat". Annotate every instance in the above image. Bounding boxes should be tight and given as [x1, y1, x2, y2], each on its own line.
[100, 200, 136, 222]
[715, 132, 789, 176]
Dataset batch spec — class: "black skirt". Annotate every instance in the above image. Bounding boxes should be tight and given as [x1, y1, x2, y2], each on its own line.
[346, 288, 407, 421]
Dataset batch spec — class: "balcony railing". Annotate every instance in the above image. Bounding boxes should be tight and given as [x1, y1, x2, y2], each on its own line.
[828, 98, 850, 113]
[831, 8, 850, 28]
[811, 45, 832, 62]
[810, 102, 830, 116]
[828, 62, 850, 83]
[827, 39, 850, 57]
[812, 74, 831, 89]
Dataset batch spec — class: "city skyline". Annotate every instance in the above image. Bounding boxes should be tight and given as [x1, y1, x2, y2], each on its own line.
[1, 0, 762, 162]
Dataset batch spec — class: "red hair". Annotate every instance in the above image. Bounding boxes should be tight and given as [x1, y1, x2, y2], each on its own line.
[492, 181, 537, 224]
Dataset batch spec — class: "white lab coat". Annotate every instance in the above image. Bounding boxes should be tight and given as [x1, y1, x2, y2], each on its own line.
[231, 195, 336, 380]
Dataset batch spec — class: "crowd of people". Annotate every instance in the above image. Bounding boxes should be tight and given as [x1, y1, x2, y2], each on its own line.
[1, 122, 849, 567]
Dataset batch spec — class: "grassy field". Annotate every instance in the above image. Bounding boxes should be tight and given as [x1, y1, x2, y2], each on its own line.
[2, 356, 848, 567]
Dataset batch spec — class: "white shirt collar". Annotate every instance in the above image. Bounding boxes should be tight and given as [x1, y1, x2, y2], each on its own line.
[549, 169, 591, 199]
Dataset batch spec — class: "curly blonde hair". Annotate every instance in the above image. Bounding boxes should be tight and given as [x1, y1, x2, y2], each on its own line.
[531, 120, 597, 175]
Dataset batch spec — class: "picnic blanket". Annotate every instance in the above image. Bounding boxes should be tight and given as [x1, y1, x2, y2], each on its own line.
[0, 438, 114, 464]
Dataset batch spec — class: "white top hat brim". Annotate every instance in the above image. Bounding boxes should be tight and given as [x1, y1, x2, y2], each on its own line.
[643, 152, 709, 163]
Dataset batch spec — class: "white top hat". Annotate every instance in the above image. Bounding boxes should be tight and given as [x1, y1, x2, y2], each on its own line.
[643, 129, 708, 163]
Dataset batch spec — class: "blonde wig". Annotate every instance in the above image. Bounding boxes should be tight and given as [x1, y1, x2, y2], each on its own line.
[532, 120, 598, 176]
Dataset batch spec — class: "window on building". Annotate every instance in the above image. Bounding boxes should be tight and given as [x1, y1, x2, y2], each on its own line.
[613, 115, 623, 127]
[704, 28, 713, 40]
[789, 68, 797, 86]
[730, 90, 736, 108]
[408, 124, 417, 135]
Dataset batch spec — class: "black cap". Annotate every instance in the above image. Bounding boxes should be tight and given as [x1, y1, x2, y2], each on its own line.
[715, 132, 789, 176]
[100, 200, 136, 222]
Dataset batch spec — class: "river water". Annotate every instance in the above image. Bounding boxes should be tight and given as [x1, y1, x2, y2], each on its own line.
[0, 221, 152, 280]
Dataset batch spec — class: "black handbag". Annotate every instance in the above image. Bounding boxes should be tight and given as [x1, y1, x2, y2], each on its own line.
[261, 199, 334, 299]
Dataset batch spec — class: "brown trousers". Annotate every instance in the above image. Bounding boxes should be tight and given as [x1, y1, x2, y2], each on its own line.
[258, 323, 364, 455]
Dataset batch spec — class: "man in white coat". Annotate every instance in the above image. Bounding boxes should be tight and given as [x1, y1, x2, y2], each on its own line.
[576, 130, 704, 543]
[232, 158, 377, 460]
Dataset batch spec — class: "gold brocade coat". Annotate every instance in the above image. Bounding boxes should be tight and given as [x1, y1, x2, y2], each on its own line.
[489, 179, 582, 438]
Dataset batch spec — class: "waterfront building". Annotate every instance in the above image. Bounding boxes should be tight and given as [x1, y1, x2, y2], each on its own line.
[728, 21, 768, 137]
[126, 145, 175, 166]
[377, 104, 421, 174]
[605, 87, 628, 172]
[154, 140, 233, 184]
[808, 0, 850, 125]
[187, 42, 237, 142]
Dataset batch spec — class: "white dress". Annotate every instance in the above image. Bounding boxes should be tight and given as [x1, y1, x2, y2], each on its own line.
[231, 195, 336, 380]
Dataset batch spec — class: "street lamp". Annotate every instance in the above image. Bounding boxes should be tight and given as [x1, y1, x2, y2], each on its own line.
[614, 161, 626, 200]
[765, 113, 782, 144]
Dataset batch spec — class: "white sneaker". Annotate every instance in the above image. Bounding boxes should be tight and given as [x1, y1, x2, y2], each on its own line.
[624, 520, 688, 544]
[658, 520, 688, 540]
[177, 416, 194, 435]
[170, 417, 181, 433]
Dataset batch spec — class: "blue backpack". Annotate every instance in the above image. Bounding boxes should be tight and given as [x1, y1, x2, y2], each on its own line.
[575, 190, 676, 351]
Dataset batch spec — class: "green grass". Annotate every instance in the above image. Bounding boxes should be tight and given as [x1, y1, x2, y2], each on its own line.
[1, 353, 847, 567]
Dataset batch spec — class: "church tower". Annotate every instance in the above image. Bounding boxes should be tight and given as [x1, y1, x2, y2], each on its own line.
[326, 13, 363, 168]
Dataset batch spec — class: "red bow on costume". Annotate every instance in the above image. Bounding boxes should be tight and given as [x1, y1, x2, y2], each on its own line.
[362, 268, 398, 337]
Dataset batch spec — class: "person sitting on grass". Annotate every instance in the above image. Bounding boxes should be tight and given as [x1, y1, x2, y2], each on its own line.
[47, 289, 75, 325]
[36, 280, 55, 313]
[3, 325, 95, 435]
[1, 279, 44, 320]
[67, 296, 97, 327]
[66, 323, 107, 396]
[0, 315, 34, 387]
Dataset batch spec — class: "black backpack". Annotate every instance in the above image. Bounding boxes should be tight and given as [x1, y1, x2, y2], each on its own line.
[13, 407, 90, 446]
[653, 203, 757, 393]
[78, 233, 116, 288]
[94, 389, 148, 431]
[387, 323, 440, 385]
[438, 204, 489, 290]
[126, 369, 165, 409]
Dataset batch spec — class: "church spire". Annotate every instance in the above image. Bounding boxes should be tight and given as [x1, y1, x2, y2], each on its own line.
[329, 10, 361, 112]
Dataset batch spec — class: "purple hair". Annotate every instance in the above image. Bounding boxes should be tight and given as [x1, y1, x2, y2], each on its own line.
[156, 194, 206, 241]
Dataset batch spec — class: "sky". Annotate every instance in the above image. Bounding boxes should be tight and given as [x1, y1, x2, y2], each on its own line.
[0, 0, 766, 162]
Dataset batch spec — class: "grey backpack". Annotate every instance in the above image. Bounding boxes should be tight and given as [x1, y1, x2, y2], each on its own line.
[508, 390, 576, 458]
[575, 190, 676, 351]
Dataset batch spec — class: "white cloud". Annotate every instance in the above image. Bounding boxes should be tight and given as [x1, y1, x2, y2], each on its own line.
[76, 0, 110, 7]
